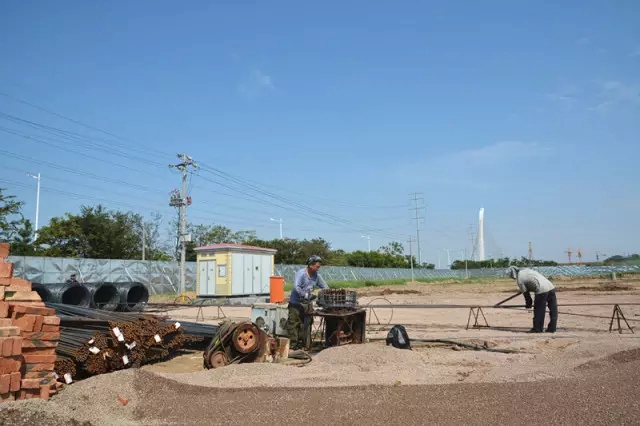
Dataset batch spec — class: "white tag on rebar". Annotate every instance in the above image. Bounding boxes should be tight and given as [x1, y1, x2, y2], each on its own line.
[174, 321, 181, 329]
[154, 334, 161, 343]
[122, 355, 129, 365]
[64, 373, 72, 384]
[112, 327, 121, 336]
[126, 341, 137, 350]
[89, 346, 100, 354]
[117, 334, 125, 342]
[88, 338, 95, 344]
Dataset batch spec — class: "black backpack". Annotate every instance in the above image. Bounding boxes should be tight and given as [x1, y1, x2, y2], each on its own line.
[386, 325, 412, 350]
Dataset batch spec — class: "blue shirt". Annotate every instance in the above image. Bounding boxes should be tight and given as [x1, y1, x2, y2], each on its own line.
[289, 267, 329, 304]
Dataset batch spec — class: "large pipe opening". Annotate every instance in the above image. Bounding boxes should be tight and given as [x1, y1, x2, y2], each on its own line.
[117, 282, 149, 311]
[57, 283, 91, 307]
[31, 283, 53, 303]
[87, 282, 120, 311]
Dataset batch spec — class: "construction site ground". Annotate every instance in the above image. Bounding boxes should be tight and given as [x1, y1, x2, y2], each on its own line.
[2, 276, 640, 425]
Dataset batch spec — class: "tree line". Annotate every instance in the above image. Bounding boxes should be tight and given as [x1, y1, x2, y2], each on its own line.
[1, 188, 569, 269]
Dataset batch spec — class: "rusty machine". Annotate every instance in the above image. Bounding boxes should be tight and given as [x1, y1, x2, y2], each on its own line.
[203, 320, 281, 369]
[302, 288, 367, 350]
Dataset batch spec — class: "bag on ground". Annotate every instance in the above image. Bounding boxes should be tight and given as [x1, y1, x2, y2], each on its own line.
[386, 324, 412, 350]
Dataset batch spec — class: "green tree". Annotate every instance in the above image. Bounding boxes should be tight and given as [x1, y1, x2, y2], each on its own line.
[182, 222, 258, 261]
[9, 218, 37, 256]
[36, 205, 145, 259]
[0, 188, 25, 242]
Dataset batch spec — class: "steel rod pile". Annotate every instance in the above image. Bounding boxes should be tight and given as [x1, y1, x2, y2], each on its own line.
[45, 303, 215, 382]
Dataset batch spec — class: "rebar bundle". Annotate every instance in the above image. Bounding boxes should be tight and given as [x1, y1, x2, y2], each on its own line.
[47, 303, 218, 382]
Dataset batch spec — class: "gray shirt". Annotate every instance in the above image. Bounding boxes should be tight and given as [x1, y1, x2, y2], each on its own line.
[510, 267, 555, 294]
[290, 267, 329, 304]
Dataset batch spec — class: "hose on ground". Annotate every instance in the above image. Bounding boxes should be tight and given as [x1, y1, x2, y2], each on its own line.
[288, 350, 313, 365]
[369, 337, 522, 353]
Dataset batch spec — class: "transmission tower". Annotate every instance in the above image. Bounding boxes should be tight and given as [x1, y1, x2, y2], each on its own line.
[409, 193, 425, 264]
[528, 241, 533, 264]
[565, 248, 573, 264]
[169, 154, 198, 298]
[577, 248, 582, 265]
[468, 224, 476, 261]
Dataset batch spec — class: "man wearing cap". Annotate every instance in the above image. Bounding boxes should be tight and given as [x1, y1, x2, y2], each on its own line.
[286, 255, 329, 349]
[506, 266, 558, 333]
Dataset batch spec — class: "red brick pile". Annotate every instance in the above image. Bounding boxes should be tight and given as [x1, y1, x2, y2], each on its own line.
[0, 242, 61, 402]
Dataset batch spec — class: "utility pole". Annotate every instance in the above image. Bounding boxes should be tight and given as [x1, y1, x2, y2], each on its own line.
[408, 236, 415, 282]
[468, 224, 476, 261]
[169, 154, 198, 299]
[361, 234, 371, 252]
[270, 218, 283, 239]
[142, 227, 146, 261]
[27, 172, 41, 240]
[409, 192, 425, 264]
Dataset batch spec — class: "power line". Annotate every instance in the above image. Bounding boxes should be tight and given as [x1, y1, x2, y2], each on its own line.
[0, 93, 412, 241]
[409, 192, 425, 264]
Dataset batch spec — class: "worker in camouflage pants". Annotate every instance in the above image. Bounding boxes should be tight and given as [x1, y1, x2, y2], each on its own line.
[287, 255, 329, 350]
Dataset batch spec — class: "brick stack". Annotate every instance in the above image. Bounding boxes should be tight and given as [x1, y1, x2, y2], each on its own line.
[0, 243, 60, 402]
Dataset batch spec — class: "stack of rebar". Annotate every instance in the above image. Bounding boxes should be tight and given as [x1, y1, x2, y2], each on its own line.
[46, 303, 218, 382]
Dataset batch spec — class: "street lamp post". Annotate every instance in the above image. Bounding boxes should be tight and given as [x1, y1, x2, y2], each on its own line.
[27, 173, 41, 239]
[361, 234, 371, 252]
[270, 218, 283, 239]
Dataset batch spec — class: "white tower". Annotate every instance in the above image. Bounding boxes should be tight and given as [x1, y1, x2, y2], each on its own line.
[478, 208, 485, 261]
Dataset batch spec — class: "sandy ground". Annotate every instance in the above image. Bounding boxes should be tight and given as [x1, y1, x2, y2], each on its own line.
[2, 276, 640, 425]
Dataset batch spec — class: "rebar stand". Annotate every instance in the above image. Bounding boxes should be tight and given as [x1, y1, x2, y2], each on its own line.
[466, 307, 490, 329]
[609, 304, 634, 334]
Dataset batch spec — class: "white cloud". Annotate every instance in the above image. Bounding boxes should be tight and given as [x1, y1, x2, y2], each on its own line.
[237, 70, 275, 99]
[589, 80, 640, 112]
[394, 141, 551, 190]
[545, 84, 580, 110]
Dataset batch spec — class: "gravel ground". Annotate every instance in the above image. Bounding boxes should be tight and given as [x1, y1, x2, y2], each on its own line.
[3, 350, 639, 426]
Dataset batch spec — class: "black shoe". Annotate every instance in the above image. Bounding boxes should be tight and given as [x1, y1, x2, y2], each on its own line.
[545, 329, 556, 333]
[528, 328, 543, 333]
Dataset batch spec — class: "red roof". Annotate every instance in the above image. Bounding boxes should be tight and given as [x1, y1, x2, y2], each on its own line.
[195, 243, 277, 252]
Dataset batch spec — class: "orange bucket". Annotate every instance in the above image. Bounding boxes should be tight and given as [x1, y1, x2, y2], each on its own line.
[269, 276, 285, 303]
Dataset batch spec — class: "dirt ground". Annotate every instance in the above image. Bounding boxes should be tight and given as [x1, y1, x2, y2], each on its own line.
[2, 276, 640, 425]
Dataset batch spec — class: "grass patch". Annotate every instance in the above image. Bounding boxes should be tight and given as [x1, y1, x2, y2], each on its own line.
[283, 276, 496, 291]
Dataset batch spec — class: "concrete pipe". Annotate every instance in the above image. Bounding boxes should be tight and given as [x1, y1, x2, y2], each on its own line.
[116, 282, 150, 312]
[85, 282, 120, 311]
[48, 282, 92, 308]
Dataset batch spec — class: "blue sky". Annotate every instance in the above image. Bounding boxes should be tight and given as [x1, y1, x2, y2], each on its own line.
[0, 1, 639, 265]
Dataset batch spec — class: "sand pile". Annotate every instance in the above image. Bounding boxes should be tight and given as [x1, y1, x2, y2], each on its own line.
[0, 370, 148, 426]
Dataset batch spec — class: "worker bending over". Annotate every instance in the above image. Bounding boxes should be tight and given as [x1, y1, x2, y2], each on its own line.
[506, 266, 558, 333]
[287, 255, 329, 350]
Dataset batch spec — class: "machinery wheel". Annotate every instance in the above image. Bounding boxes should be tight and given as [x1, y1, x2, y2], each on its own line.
[232, 323, 260, 353]
[208, 351, 229, 368]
